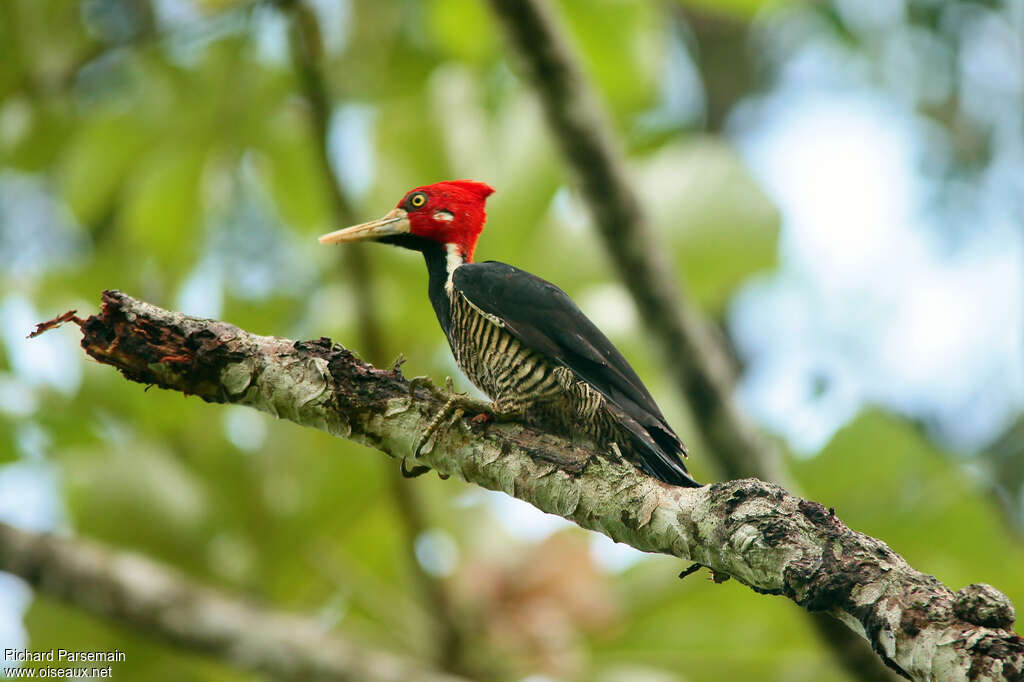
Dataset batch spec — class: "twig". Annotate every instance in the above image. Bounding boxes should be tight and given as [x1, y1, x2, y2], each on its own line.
[27, 310, 83, 338]
[45, 290, 1024, 682]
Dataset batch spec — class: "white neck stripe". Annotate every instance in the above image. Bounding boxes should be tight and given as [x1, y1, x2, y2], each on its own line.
[444, 243, 464, 296]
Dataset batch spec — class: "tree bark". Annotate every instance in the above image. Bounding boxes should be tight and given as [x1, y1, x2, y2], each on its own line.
[34, 291, 1024, 682]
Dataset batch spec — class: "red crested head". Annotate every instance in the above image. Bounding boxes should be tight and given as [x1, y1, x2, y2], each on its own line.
[398, 180, 495, 262]
[318, 180, 495, 263]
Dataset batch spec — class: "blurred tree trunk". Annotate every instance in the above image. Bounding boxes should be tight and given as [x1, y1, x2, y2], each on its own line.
[0, 522, 469, 682]
[674, 4, 756, 133]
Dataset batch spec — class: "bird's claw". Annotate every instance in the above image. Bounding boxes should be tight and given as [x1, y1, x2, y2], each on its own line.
[413, 394, 493, 456]
[408, 375, 469, 404]
[407, 375, 494, 460]
[391, 353, 407, 375]
[678, 563, 703, 580]
[408, 375, 446, 401]
[413, 404, 466, 457]
[400, 458, 432, 478]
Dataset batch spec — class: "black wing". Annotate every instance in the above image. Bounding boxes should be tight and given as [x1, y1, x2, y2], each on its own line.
[452, 261, 698, 487]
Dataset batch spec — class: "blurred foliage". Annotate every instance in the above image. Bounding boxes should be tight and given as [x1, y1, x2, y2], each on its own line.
[0, 0, 1020, 681]
[677, 0, 794, 19]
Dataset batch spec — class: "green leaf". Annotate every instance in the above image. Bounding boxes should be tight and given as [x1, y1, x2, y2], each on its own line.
[253, 105, 332, 233]
[675, 0, 793, 19]
[427, 0, 499, 64]
[557, 0, 660, 116]
[3, 99, 73, 171]
[119, 142, 205, 267]
[640, 138, 780, 312]
[58, 112, 150, 227]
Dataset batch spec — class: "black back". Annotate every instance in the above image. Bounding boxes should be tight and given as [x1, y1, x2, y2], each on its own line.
[452, 261, 696, 486]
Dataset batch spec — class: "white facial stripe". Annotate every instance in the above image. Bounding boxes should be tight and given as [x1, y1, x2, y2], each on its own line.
[444, 243, 464, 296]
[434, 210, 454, 222]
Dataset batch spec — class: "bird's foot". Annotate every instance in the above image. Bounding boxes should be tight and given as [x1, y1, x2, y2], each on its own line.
[608, 442, 624, 463]
[413, 391, 494, 457]
[405, 376, 491, 478]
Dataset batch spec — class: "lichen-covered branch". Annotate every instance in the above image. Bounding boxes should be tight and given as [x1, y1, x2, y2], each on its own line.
[43, 291, 1024, 681]
[0, 521, 468, 682]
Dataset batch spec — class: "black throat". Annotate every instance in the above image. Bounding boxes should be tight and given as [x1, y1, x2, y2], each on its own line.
[422, 240, 455, 338]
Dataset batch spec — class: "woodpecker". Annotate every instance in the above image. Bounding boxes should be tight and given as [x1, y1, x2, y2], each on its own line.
[319, 180, 699, 487]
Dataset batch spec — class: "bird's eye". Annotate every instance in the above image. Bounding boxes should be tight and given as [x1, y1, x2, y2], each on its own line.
[408, 193, 427, 209]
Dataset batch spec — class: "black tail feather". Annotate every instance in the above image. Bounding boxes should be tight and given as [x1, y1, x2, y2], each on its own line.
[606, 404, 701, 487]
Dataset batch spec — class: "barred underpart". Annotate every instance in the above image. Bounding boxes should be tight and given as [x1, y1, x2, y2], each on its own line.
[448, 290, 625, 464]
